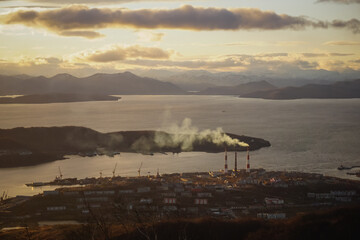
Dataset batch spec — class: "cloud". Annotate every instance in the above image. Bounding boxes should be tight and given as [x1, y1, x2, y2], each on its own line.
[1, 0, 187, 4]
[293, 60, 319, 69]
[2, 51, 359, 77]
[2, 5, 358, 38]
[331, 19, 360, 34]
[276, 41, 307, 46]
[258, 53, 289, 57]
[1, 6, 59, 9]
[324, 41, 360, 45]
[224, 42, 250, 46]
[302, 53, 328, 57]
[59, 30, 104, 38]
[329, 53, 354, 56]
[301, 52, 353, 57]
[118, 56, 321, 72]
[79, 45, 172, 62]
[136, 31, 164, 42]
[316, 0, 360, 4]
[350, 59, 360, 63]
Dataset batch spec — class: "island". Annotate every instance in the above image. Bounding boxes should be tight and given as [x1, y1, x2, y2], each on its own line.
[241, 79, 360, 99]
[0, 126, 271, 168]
[0, 93, 121, 104]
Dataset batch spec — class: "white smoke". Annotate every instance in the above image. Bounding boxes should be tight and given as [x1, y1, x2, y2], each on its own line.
[155, 118, 249, 151]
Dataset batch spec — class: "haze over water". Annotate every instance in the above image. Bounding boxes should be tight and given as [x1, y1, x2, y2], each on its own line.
[0, 95, 360, 196]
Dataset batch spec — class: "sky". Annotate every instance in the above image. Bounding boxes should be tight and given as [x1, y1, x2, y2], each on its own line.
[0, 0, 359, 77]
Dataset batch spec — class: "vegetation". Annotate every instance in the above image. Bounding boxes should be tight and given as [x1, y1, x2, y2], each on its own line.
[0, 205, 359, 240]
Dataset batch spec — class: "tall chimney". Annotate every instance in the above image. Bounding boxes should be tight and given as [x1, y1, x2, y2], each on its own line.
[224, 147, 228, 174]
[234, 151, 237, 173]
[246, 146, 250, 173]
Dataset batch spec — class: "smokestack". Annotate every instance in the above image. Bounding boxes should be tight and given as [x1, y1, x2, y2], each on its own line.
[234, 151, 237, 173]
[246, 146, 250, 173]
[224, 147, 228, 174]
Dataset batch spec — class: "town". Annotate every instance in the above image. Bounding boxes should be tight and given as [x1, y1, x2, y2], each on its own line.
[1, 165, 359, 229]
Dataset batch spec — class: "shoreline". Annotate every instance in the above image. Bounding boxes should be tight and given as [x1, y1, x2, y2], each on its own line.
[1, 168, 359, 231]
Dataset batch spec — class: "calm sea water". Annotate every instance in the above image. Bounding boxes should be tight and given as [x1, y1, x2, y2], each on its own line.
[0, 95, 359, 196]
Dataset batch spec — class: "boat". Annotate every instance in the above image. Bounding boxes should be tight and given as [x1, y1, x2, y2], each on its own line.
[346, 172, 356, 176]
[346, 171, 360, 177]
[25, 182, 46, 187]
[338, 165, 352, 170]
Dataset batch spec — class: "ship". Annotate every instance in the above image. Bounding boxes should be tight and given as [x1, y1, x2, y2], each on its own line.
[25, 182, 45, 187]
[346, 171, 360, 177]
[338, 165, 352, 170]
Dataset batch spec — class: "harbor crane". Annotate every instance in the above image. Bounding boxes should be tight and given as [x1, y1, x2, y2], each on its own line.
[138, 162, 143, 177]
[112, 163, 118, 178]
[58, 166, 63, 180]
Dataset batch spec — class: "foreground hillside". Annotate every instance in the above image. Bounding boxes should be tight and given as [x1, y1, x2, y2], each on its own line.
[242, 79, 360, 99]
[0, 126, 270, 168]
[0, 205, 359, 240]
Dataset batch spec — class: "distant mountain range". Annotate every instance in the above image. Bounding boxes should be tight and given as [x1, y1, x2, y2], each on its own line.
[242, 79, 360, 99]
[0, 72, 185, 95]
[1, 71, 359, 99]
[198, 80, 276, 95]
[135, 69, 360, 90]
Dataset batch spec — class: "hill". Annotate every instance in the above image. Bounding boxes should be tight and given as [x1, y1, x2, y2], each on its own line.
[0, 205, 359, 240]
[0, 72, 185, 95]
[242, 79, 360, 99]
[0, 93, 120, 104]
[0, 126, 270, 168]
[198, 81, 276, 95]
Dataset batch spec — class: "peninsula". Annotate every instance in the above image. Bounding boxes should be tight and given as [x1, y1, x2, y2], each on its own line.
[0, 93, 120, 104]
[0, 126, 270, 168]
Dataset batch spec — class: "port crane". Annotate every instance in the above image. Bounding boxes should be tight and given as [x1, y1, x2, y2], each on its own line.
[112, 163, 118, 178]
[55, 166, 63, 181]
[138, 162, 143, 177]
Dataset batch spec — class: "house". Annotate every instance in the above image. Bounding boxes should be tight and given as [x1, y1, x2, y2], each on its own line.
[118, 190, 134, 194]
[46, 206, 66, 211]
[194, 199, 208, 205]
[164, 198, 176, 204]
[197, 192, 212, 198]
[43, 190, 59, 196]
[257, 213, 286, 219]
[140, 198, 153, 204]
[137, 187, 151, 193]
[264, 197, 284, 205]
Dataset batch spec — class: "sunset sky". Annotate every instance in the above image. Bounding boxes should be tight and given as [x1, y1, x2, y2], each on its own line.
[0, 0, 359, 77]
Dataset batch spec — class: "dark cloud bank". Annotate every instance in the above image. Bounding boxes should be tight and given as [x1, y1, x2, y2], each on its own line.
[317, 0, 360, 4]
[1, 5, 359, 38]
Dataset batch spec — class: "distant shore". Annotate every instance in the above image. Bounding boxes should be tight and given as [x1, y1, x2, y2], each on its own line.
[0, 93, 121, 104]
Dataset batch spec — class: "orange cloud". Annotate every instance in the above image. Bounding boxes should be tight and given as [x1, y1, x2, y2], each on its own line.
[79, 45, 172, 62]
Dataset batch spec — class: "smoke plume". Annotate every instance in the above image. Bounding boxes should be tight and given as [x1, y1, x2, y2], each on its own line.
[154, 118, 249, 151]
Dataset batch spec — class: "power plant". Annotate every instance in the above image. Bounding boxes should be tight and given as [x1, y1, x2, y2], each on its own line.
[234, 151, 237, 173]
[224, 147, 228, 174]
[246, 146, 250, 173]
[223, 147, 249, 174]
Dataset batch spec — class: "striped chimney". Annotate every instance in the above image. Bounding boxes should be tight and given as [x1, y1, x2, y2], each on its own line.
[224, 147, 228, 174]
